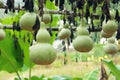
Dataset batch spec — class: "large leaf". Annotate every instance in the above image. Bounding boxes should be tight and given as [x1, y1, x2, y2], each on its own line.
[0, 35, 24, 73]
[102, 59, 120, 80]
[15, 30, 33, 71]
[84, 69, 99, 80]
[0, 29, 33, 73]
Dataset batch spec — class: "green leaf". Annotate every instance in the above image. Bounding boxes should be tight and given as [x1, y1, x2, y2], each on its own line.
[45, 0, 57, 10]
[0, 30, 33, 72]
[39, 75, 46, 79]
[0, 36, 23, 73]
[50, 31, 57, 44]
[49, 75, 83, 80]
[17, 31, 33, 71]
[116, 65, 120, 71]
[51, 14, 60, 26]
[50, 75, 65, 80]
[102, 59, 120, 80]
[30, 76, 40, 80]
[85, 69, 99, 80]
[73, 77, 83, 80]
[2, 17, 13, 25]
[61, 75, 73, 80]
[14, 77, 20, 80]
[46, 14, 60, 27]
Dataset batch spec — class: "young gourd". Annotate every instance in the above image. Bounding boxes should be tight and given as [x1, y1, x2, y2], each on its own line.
[30, 22, 57, 65]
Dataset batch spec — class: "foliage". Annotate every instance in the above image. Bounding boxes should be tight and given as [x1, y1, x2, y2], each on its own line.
[0, 34, 23, 73]
[102, 59, 120, 80]
[84, 69, 99, 80]
[14, 69, 99, 80]
[14, 75, 83, 80]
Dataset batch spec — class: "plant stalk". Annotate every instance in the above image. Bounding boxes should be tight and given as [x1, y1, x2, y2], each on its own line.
[29, 60, 32, 80]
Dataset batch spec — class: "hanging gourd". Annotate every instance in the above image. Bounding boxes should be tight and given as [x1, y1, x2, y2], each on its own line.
[107, 37, 116, 44]
[30, 22, 57, 65]
[73, 26, 93, 52]
[104, 36, 118, 54]
[104, 43, 118, 54]
[58, 23, 71, 40]
[19, 12, 38, 31]
[102, 20, 118, 34]
[101, 30, 113, 38]
[42, 14, 51, 24]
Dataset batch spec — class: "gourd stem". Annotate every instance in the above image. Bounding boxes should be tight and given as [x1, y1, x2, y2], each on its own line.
[0, 49, 22, 80]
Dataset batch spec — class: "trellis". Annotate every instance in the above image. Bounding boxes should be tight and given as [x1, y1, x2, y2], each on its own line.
[0, 0, 119, 32]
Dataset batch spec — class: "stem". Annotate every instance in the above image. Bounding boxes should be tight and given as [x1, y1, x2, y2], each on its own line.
[0, 49, 22, 80]
[29, 60, 32, 80]
[38, 0, 44, 17]
[75, 52, 78, 63]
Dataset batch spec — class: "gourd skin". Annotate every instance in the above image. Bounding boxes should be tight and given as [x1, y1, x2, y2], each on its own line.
[76, 27, 89, 36]
[101, 30, 113, 38]
[107, 37, 115, 43]
[30, 22, 57, 65]
[104, 43, 118, 54]
[19, 12, 37, 31]
[36, 28, 50, 43]
[30, 43, 57, 65]
[58, 28, 71, 39]
[102, 20, 118, 34]
[43, 14, 51, 24]
[73, 36, 93, 52]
